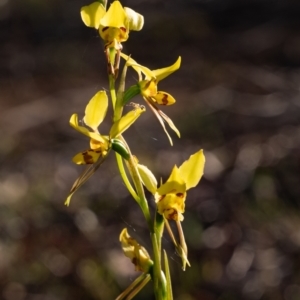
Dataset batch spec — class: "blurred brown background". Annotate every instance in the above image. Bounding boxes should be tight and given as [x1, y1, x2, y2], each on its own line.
[1, 0, 300, 299]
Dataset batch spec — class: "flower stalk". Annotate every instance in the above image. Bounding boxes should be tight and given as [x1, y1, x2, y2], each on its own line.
[65, 1, 206, 299]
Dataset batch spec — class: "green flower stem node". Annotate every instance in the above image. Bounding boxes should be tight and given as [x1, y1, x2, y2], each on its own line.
[154, 211, 164, 253]
[111, 139, 130, 160]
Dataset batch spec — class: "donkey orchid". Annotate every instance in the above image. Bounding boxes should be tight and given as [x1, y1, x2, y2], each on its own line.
[65, 91, 145, 206]
[121, 53, 181, 145]
[80, 1, 143, 47]
[137, 150, 205, 269]
[70, 91, 145, 165]
[120, 228, 153, 273]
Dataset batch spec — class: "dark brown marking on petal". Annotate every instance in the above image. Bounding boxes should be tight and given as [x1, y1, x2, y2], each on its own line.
[167, 209, 178, 220]
[176, 193, 184, 198]
[102, 26, 109, 32]
[120, 27, 127, 33]
[158, 195, 166, 202]
[132, 257, 137, 265]
[144, 81, 152, 90]
[83, 151, 94, 164]
[161, 93, 169, 105]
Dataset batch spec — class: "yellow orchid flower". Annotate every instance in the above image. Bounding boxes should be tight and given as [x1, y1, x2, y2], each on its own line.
[81, 1, 144, 77]
[121, 53, 181, 145]
[70, 91, 145, 165]
[70, 91, 109, 165]
[120, 228, 153, 273]
[81, 1, 143, 45]
[65, 91, 145, 206]
[137, 149, 205, 270]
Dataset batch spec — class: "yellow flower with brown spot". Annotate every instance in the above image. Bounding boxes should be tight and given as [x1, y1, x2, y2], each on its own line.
[80, 1, 143, 47]
[65, 91, 145, 206]
[137, 149, 205, 270]
[70, 91, 110, 165]
[70, 91, 145, 165]
[120, 228, 153, 273]
[81, 1, 143, 77]
[121, 53, 181, 145]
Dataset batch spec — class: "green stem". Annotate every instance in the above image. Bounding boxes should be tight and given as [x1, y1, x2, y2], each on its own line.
[152, 233, 167, 300]
[113, 64, 127, 122]
[123, 147, 152, 230]
[115, 152, 139, 202]
[154, 211, 165, 258]
[109, 63, 165, 300]
[109, 74, 117, 109]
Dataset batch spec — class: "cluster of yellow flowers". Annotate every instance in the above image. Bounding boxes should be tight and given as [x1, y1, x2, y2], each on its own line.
[67, 1, 206, 298]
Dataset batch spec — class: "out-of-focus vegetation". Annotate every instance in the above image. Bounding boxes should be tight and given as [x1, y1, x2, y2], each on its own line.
[1, 0, 300, 299]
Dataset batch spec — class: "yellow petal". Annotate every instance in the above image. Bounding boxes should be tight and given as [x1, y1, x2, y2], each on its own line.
[120, 53, 154, 80]
[80, 2, 106, 29]
[120, 53, 138, 66]
[99, 26, 128, 43]
[72, 149, 103, 165]
[152, 57, 181, 82]
[179, 149, 205, 190]
[139, 80, 157, 97]
[70, 114, 106, 143]
[153, 91, 176, 106]
[84, 91, 108, 131]
[119, 228, 153, 273]
[137, 164, 157, 195]
[124, 7, 144, 31]
[90, 137, 109, 150]
[156, 192, 186, 221]
[110, 105, 145, 138]
[100, 1, 127, 28]
[157, 166, 186, 196]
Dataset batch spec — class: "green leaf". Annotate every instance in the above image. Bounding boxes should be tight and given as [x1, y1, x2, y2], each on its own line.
[137, 164, 157, 194]
[84, 91, 108, 131]
[178, 149, 205, 190]
[163, 250, 173, 300]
